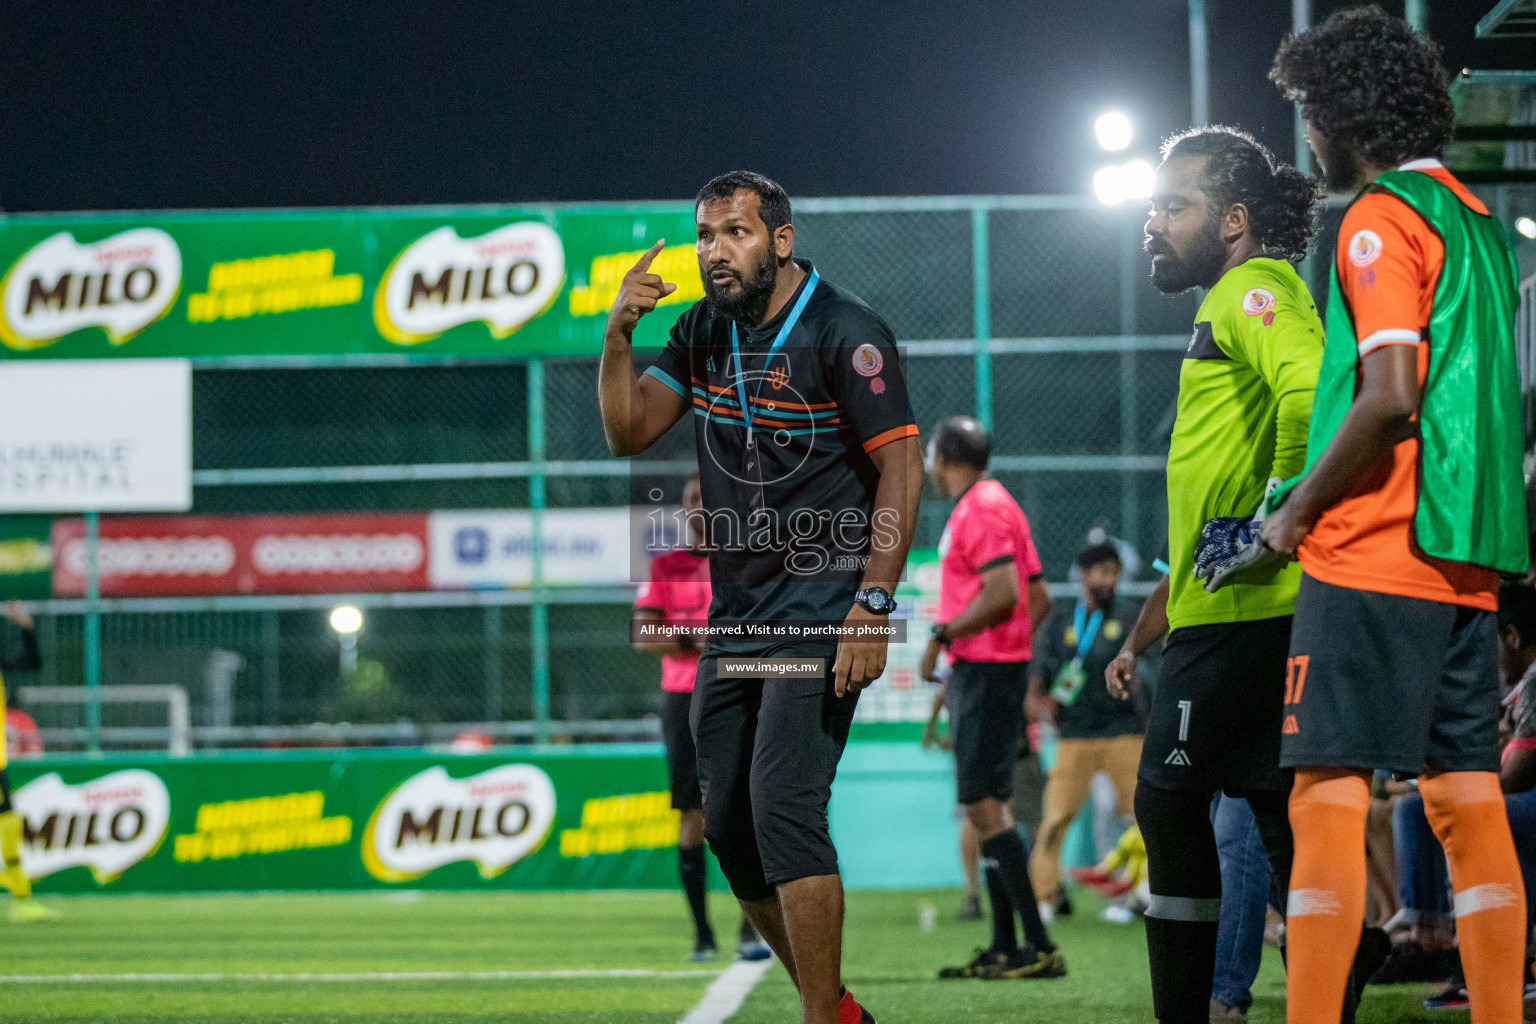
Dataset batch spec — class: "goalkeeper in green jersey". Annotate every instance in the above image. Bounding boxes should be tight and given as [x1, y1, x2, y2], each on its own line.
[1100, 126, 1330, 1024]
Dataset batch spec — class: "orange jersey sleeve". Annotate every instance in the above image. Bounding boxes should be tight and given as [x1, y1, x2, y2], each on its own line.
[1335, 191, 1440, 357]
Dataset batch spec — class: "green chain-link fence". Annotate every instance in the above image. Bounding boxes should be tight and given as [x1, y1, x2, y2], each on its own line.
[12, 187, 1536, 752]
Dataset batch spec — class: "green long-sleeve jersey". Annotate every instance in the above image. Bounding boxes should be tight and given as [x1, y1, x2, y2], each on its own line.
[1165, 257, 1322, 630]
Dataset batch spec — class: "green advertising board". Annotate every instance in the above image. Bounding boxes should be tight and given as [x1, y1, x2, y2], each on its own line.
[0, 514, 51, 600]
[0, 206, 702, 360]
[5, 746, 701, 893]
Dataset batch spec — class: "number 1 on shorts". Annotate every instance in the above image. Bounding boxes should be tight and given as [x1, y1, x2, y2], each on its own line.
[1177, 699, 1191, 742]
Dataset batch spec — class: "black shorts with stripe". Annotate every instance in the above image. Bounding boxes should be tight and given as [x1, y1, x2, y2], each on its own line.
[1137, 615, 1292, 794]
[1280, 572, 1500, 777]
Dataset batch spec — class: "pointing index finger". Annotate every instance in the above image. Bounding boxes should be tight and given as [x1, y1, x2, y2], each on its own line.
[632, 239, 666, 273]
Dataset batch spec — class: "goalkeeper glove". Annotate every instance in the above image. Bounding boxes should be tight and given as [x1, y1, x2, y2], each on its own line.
[1192, 478, 1283, 593]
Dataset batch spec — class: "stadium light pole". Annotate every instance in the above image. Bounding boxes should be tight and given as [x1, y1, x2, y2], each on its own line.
[1292, 0, 1311, 175]
[1189, 0, 1209, 126]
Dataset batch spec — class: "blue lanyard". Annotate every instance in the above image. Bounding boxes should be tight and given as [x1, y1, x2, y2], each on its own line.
[1072, 600, 1104, 662]
[728, 268, 819, 446]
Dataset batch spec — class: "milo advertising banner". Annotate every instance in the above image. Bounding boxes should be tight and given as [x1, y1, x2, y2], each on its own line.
[0, 206, 703, 360]
[4, 747, 694, 893]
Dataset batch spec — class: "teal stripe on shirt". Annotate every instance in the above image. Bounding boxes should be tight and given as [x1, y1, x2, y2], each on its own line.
[643, 365, 686, 397]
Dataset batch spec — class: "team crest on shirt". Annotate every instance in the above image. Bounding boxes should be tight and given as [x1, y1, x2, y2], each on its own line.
[1348, 230, 1383, 267]
[851, 343, 883, 377]
[1242, 288, 1276, 317]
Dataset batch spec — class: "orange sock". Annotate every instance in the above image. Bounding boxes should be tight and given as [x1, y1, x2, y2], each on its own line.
[1285, 769, 1370, 1024]
[1419, 772, 1525, 1024]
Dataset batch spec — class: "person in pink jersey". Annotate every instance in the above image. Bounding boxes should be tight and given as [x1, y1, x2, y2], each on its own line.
[921, 416, 1061, 980]
[634, 474, 768, 963]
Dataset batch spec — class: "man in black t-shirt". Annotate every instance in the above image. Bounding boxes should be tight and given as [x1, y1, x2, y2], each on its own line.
[1026, 544, 1146, 910]
[597, 170, 923, 1024]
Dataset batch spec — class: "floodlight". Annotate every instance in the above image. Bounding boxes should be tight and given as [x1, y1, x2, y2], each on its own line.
[1095, 111, 1133, 152]
[1093, 165, 1127, 206]
[1120, 160, 1155, 201]
[329, 605, 364, 634]
[1517, 216, 1536, 240]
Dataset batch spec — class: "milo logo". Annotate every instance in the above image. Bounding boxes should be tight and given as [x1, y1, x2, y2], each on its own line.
[0, 229, 182, 350]
[362, 764, 556, 882]
[14, 770, 171, 883]
[373, 223, 564, 345]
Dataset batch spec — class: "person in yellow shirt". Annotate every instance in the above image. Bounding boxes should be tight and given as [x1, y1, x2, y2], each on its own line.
[0, 602, 57, 922]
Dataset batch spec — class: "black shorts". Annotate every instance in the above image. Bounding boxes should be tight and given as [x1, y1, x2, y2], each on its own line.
[1138, 615, 1292, 794]
[662, 689, 702, 811]
[690, 644, 859, 900]
[1280, 573, 1500, 776]
[946, 659, 1027, 805]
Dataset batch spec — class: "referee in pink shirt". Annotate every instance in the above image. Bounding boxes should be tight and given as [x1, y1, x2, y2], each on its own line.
[633, 474, 768, 964]
[921, 417, 1063, 980]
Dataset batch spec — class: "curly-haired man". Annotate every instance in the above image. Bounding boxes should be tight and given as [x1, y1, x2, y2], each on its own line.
[1266, 7, 1529, 1022]
[1102, 124, 1326, 1024]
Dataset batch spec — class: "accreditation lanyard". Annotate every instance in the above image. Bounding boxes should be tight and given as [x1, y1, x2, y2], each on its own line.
[1071, 600, 1104, 667]
[728, 268, 819, 448]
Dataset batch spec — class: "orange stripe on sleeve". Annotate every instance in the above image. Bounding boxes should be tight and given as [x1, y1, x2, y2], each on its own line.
[862, 424, 919, 453]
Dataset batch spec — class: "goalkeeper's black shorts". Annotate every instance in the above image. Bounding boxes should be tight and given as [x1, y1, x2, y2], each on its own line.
[1137, 615, 1292, 794]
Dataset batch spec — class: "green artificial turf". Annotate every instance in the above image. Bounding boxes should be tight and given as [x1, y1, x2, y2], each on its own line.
[0, 888, 1457, 1022]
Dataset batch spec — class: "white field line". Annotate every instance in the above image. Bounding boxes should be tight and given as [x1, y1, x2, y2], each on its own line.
[677, 959, 773, 1024]
[0, 968, 721, 984]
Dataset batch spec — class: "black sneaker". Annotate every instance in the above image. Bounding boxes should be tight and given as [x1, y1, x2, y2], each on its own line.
[988, 945, 1067, 980]
[1371, 942, 1460, 984]
[938, 947, 1010, 979]
[690, 940, 719, 963]
[958, 894, 982, 921]
[1423, 977, 1469, 1010]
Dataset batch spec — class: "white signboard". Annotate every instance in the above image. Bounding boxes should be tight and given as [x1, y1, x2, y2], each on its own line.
[428, 508, 639, 589]
[0, 359, 191, 512]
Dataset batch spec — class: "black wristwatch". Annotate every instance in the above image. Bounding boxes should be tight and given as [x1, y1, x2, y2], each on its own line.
[931, 621, 951, 646]
[854, 586, 897, 615]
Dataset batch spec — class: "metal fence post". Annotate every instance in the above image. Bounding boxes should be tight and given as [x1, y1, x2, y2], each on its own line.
[484, 604, 503, 723]
[261, 609, 280, 725]
[972, 205, 992, 428]
[84, 510, 102, 754]
[528, 358, 550, 743]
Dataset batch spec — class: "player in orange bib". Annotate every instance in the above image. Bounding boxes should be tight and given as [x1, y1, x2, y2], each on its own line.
[1266, 9, 1527, 1022]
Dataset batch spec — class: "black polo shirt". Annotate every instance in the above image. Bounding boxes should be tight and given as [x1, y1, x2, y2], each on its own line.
[643, 260, 917, 634]
[1030, 597, 1149, 740]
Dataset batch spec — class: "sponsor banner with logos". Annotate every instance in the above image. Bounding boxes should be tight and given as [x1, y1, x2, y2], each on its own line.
[426, 508, 645, 590]
[6, 749, 689, 892]
[50, 513, 428, 597]
[0, 207, 701, 360]
[0, 359, 192, 512]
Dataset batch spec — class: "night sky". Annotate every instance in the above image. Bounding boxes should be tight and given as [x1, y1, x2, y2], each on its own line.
[2, 1, 1530, 212]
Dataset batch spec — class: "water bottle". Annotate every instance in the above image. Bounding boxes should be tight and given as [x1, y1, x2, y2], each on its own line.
[918, 903, 937, 932]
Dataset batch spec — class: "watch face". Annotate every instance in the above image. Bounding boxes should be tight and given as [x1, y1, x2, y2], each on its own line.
[863, 589, 889, 611]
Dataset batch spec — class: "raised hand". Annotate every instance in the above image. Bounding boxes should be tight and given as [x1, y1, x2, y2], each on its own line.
[605, 240, 679, 340]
